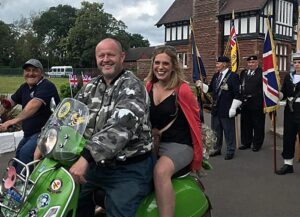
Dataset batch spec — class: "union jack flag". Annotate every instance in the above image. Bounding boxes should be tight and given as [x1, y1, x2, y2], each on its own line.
[230, 18, 239, 73]
[82, 74, 92, 86]
[262, 17, 280, 113]
[69, 75, 78, 87]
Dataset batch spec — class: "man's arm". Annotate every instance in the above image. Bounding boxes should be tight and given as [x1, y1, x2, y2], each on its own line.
[0, 98, 43, 131]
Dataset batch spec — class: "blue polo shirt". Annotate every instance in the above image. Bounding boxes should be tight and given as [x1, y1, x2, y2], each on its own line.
[11, 78, 60, 137]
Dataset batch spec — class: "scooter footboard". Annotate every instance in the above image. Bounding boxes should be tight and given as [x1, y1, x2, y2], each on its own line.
[136, 175, 210, 217]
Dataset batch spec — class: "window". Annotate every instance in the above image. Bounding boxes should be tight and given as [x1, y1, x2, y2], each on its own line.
[260, 0, 273, 34]
[249, 17, 256, 33]
[182, 25, 189, 40]
[177, 53, 188, 68]
[177, 27, 182, 40]
[276, 44, 288, 71]
[171, 27, 176, 41]
[224, 19, 238, 35]
[224, 20, 231, 36]
[166, 28, 171, 41]
[165, 25, 189, 42]
[275, 0, 293, 36]
[240, 18, 248, 34]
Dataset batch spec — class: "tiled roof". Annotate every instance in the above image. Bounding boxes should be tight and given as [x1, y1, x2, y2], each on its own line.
[156, 0, 270, 25]
[156, 0, 193, 27]
[124, 47, 156, 62]
[219, 0, 268, 15]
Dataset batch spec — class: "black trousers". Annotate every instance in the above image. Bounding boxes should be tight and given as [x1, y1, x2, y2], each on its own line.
[282, 110, 300, 159]
[240, 109, 265, 149]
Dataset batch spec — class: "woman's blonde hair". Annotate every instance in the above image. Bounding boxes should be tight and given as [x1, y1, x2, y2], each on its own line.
[145, 45, 186, 90]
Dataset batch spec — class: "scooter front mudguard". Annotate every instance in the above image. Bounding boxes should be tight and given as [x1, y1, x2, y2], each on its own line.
[136, 175, 210, 217]
[2, 158, 79, 217]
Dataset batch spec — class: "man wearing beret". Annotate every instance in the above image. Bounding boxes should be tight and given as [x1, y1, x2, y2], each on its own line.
[239, 55, 265, 152]
[196, 56, 241, 160]
[0, 59, 60, 173]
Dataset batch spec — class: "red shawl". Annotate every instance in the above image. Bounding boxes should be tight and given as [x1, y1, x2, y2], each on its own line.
[146, 82, 203, 171]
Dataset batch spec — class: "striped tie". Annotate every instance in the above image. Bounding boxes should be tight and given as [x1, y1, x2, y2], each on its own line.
[216, 73, 222, 88]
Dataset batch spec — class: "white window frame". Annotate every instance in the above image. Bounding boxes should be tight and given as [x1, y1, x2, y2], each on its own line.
[166, 27, 171, 42]
[276, 44, 288, 71]
[240, 18, 248, 34]
[171, 27, 176, 41]
[224, 20, 231, 36]
[182, 25, 188, 40]
[177, 52, 188, 69]
[249, 16, 256, 33]
[177, 27, 182, 40]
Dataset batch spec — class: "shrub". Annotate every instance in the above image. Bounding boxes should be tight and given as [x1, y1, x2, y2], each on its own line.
[60, 83, 81, 99]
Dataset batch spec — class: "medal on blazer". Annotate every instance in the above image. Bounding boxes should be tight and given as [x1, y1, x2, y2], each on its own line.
[220, 83, 228, 90]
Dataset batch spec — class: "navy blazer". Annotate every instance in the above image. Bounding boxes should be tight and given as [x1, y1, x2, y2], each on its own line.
[208, 69, 241, 118]
[240, 67, 263, 110]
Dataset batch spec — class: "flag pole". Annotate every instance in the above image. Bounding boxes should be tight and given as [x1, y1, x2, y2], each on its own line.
[190, 18, 204, 83]
[265, 13, 280, 172]
[272, 111, 277, 172]
[190, 18, 205, 102]
[226, 10, 241, 148]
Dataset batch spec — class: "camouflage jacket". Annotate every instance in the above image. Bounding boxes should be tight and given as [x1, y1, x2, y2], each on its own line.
[76, 70, 152, 163]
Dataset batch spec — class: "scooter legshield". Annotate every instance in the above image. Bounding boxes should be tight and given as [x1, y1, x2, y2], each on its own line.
[10, 158, 79, 217]
[136, 175, 210, 217]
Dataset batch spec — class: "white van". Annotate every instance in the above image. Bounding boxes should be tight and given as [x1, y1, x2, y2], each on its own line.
[46, 66, 73, 77]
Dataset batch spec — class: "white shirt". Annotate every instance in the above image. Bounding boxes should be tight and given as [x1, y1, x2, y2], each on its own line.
[218, 68, 229, 84]
[293, 74, 300, 84]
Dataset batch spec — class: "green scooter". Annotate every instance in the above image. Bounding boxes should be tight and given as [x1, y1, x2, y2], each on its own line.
[0, 98, 212, 217]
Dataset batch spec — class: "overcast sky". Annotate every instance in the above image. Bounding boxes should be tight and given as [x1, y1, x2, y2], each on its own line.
[0, 0, 174, 46]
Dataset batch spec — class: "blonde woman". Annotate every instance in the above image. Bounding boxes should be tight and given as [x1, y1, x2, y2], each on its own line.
[145, 45, 203, 217]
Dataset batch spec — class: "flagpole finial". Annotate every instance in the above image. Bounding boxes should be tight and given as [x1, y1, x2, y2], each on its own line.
[232, 10, 235, 19]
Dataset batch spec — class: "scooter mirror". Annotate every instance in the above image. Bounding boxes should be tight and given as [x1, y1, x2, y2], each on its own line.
[50, 97, 56, 113]
[3, 166, 17, 189]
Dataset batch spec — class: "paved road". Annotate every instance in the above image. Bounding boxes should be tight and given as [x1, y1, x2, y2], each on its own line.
[201, 108, 300, 217]
[1, 107, 300, 217]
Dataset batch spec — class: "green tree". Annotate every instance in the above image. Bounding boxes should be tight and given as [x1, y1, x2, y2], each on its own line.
[0, 21, 16, 66]
[14, 31, 43, 67]
[66, 2, 127, 67]
[32, 5, 77, 65]
[129, 33, 150, 48]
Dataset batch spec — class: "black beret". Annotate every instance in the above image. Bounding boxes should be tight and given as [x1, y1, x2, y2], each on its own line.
[216, 56, 230, 63]
[247, 55, 257, 61]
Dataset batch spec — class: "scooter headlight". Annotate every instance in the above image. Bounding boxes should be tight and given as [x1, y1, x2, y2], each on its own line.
[40, 128, 58, 155]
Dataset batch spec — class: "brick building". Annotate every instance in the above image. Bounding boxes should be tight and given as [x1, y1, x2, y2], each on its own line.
[154, 0, 298, 82]
[124, 47, 155, 79]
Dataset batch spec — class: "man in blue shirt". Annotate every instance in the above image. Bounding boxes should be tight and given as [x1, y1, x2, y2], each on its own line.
[0, 59, 60, 172]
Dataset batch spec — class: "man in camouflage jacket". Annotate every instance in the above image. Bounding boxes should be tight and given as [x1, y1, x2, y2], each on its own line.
[69, 38, 154, 217]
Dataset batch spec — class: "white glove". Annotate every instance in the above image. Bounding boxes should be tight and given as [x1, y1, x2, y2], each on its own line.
[195, 80, 209, 93]
[278, 91, 284, 100]
[229, 99, 242, 118]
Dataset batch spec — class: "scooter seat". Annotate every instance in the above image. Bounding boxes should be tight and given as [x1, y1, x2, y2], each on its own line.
[92, 165, 191, 208]
[172, 165, 190, 178]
